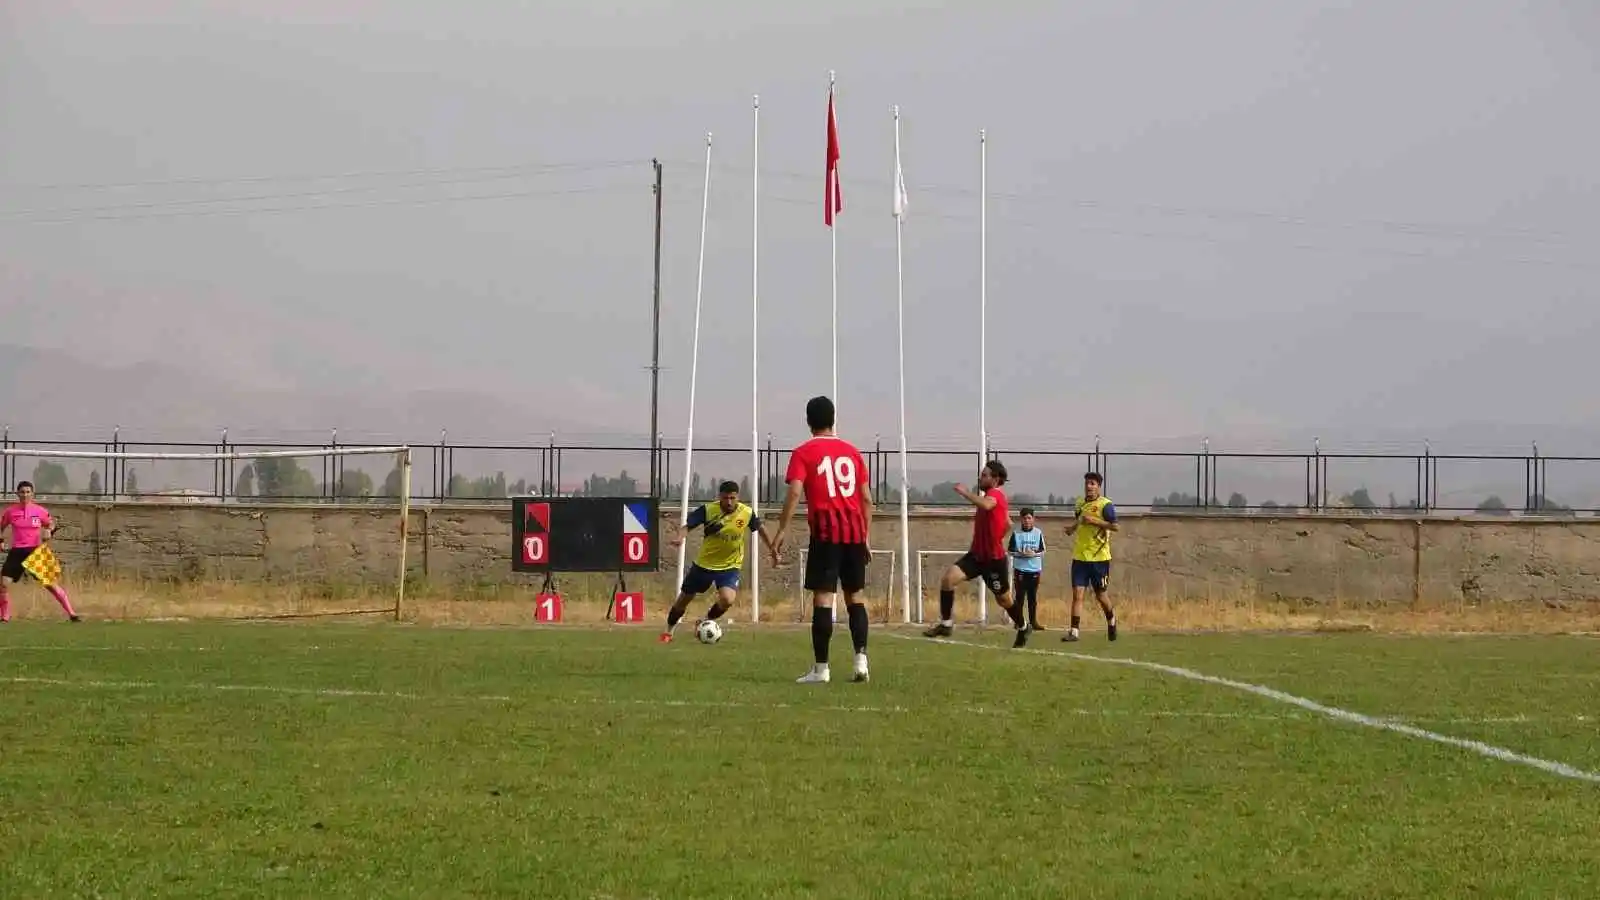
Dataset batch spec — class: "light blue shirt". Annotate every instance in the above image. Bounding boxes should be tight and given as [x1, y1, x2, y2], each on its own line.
[1008, 527, 1045, 573]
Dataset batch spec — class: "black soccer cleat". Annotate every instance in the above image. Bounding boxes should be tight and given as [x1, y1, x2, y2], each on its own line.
[923, 622, 953, 638]
[1107, 619, 1118, 641]
[1012, 625, 1031, 649]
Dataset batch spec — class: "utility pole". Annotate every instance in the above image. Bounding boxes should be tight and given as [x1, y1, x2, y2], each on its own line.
[649, 158, 664, 499]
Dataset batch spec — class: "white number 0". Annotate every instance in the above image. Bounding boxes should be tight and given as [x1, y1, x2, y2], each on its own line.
[816, 455, 857, 498]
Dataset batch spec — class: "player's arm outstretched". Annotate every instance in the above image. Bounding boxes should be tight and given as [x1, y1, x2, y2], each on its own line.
[953, 483, 998, 510]
[770, 477, 804, 565]
[751, 514, 779, 561]
[667, 505, 709, 548]
[858, 480, 875, 549]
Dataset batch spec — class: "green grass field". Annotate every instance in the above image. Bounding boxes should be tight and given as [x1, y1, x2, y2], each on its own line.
[2, 620, 1597, 898]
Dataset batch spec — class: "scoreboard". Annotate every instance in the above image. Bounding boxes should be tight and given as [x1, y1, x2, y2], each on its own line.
[511, 496, 660, 574]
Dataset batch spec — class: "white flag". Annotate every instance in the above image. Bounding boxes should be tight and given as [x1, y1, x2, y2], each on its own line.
[893, 147, 908, 219]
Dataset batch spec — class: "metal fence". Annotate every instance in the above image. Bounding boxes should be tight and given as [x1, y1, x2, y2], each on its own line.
[0, 428, 1593, 515]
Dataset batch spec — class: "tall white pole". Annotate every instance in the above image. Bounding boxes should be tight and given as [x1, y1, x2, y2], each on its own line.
[977, 128, 990, 625]
[750, 95, 761, 624]
[675, 133, 714, 595]
[893, 105, 912, 625]
[830, 72, 840, 413]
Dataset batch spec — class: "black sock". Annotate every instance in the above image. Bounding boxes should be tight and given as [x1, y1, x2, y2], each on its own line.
[706, 603, 728, 621]
[1004, 600, 1025, 628]
[811, 605, 832, 665]
[939, 589, 955, 622]
[846, 602, 869, 654]
[666, 606, 687, 629]
[1071, 614, 1081, 630]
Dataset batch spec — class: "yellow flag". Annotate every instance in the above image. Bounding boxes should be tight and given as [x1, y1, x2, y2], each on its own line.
[21, 544, 62, 587]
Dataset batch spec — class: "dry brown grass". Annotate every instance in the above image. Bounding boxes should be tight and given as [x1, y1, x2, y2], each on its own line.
[5, 573, 1595, 635]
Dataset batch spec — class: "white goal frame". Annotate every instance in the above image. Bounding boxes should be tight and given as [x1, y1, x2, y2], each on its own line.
[793, 547, 899, 623]
[913, 549, 1015, 626]
[0, 445, 414, 621]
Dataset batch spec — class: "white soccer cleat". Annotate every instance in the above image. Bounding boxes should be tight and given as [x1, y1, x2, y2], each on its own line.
[852, 653, 870, 683]
[796, 665, 830, 684]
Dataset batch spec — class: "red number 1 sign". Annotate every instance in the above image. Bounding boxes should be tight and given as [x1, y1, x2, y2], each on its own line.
[621, 533, 649, 566]
[534, 593, 563, 623]
[612, 591, 645, 623]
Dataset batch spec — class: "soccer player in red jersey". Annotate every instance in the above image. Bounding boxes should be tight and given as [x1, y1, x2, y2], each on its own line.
[922, 460, 1029, 647]
[771, 396, 876, 684]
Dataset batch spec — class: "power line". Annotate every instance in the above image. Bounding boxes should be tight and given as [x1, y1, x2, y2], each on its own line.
[0, 158, 651, 193]
[5, 183, 642, 225]
[0, 163, 645, 219]
[735, 187, 1600, 272]
[706, 162, 1592, 249]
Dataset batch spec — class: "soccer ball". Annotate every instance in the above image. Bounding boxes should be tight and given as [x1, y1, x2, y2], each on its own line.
[695, 619, 723, 644]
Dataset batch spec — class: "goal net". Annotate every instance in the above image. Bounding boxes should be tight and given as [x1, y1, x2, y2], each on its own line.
[0, 444, 413, 621]
[791, 547, 900, 623]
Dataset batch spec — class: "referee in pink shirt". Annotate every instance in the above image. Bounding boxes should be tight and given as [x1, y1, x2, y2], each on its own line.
[0, 481, 80, 622]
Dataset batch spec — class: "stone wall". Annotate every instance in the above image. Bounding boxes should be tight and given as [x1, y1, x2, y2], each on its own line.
[35, 501, 1600, 610]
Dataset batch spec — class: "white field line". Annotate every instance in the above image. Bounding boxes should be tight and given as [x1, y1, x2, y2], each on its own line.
[893, 633, 1600, 785]
[1, 675, 1282, 721]
[2, 673, 1587, 728]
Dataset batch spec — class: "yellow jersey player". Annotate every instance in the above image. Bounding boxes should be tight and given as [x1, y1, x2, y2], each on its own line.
[660, 480, 776, 643]
[1063, 471, 1118, 642]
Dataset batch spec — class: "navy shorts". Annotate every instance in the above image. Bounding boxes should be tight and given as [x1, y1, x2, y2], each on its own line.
[681, 564, 741, 596]
[1071, 559, 1111, 591]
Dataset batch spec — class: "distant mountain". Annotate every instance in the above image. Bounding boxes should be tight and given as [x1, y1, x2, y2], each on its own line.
[0, 345, 639, 445]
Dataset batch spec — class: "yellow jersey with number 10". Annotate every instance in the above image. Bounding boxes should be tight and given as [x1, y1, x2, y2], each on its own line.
[1073, 496, 1115, 562]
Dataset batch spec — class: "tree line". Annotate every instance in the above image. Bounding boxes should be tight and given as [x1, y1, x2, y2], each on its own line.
[12, 460, 1587, 514]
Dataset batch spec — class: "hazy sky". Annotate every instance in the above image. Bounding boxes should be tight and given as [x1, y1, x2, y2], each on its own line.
[2, 1, 1596, 450]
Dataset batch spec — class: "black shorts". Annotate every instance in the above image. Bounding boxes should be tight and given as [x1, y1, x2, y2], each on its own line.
[1, 546, 37, 582]
[804, 539, 870, 595]
[955, 553, 1009, 596]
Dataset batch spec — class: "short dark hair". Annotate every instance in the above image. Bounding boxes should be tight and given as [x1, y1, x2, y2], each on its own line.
[1084, 471, 1103, 486]
[805, 395, 835, 432]
[1020, 507, 1035, 517]
[717, 480, 739, 494]
[983, 459, 1007, 484]
[16, 481, 32, 492]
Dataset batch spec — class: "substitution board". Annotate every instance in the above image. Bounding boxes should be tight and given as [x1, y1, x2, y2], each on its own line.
[511, 497, 660, 573]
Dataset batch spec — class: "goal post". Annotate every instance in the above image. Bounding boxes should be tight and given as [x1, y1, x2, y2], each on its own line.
[0, 444, 413, 621]
[792, 547, 900, 623]
[914, 549, 1014, 626]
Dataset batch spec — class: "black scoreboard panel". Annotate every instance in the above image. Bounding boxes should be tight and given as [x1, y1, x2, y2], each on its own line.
[511, 497, 660, 574]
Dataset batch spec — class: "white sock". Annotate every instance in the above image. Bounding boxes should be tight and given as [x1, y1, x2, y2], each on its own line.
[940, 619, 954, 627]
[854, 652, 868, 670]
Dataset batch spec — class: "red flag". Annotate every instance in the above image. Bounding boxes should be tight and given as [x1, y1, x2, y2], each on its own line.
[825, 90, 843, 226]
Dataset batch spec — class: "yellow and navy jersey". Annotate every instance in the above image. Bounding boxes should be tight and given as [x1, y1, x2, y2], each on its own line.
[1072, 496, 1116, 562]
[686, 501, 760, 571]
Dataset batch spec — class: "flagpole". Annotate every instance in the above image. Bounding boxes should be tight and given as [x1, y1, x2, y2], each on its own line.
[675, 133, 714, 596]
[893, 105, 912, 626]
[977, 127, 989, 626]
[750, 95, 762, 624]
[828, 71, 840, 414]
